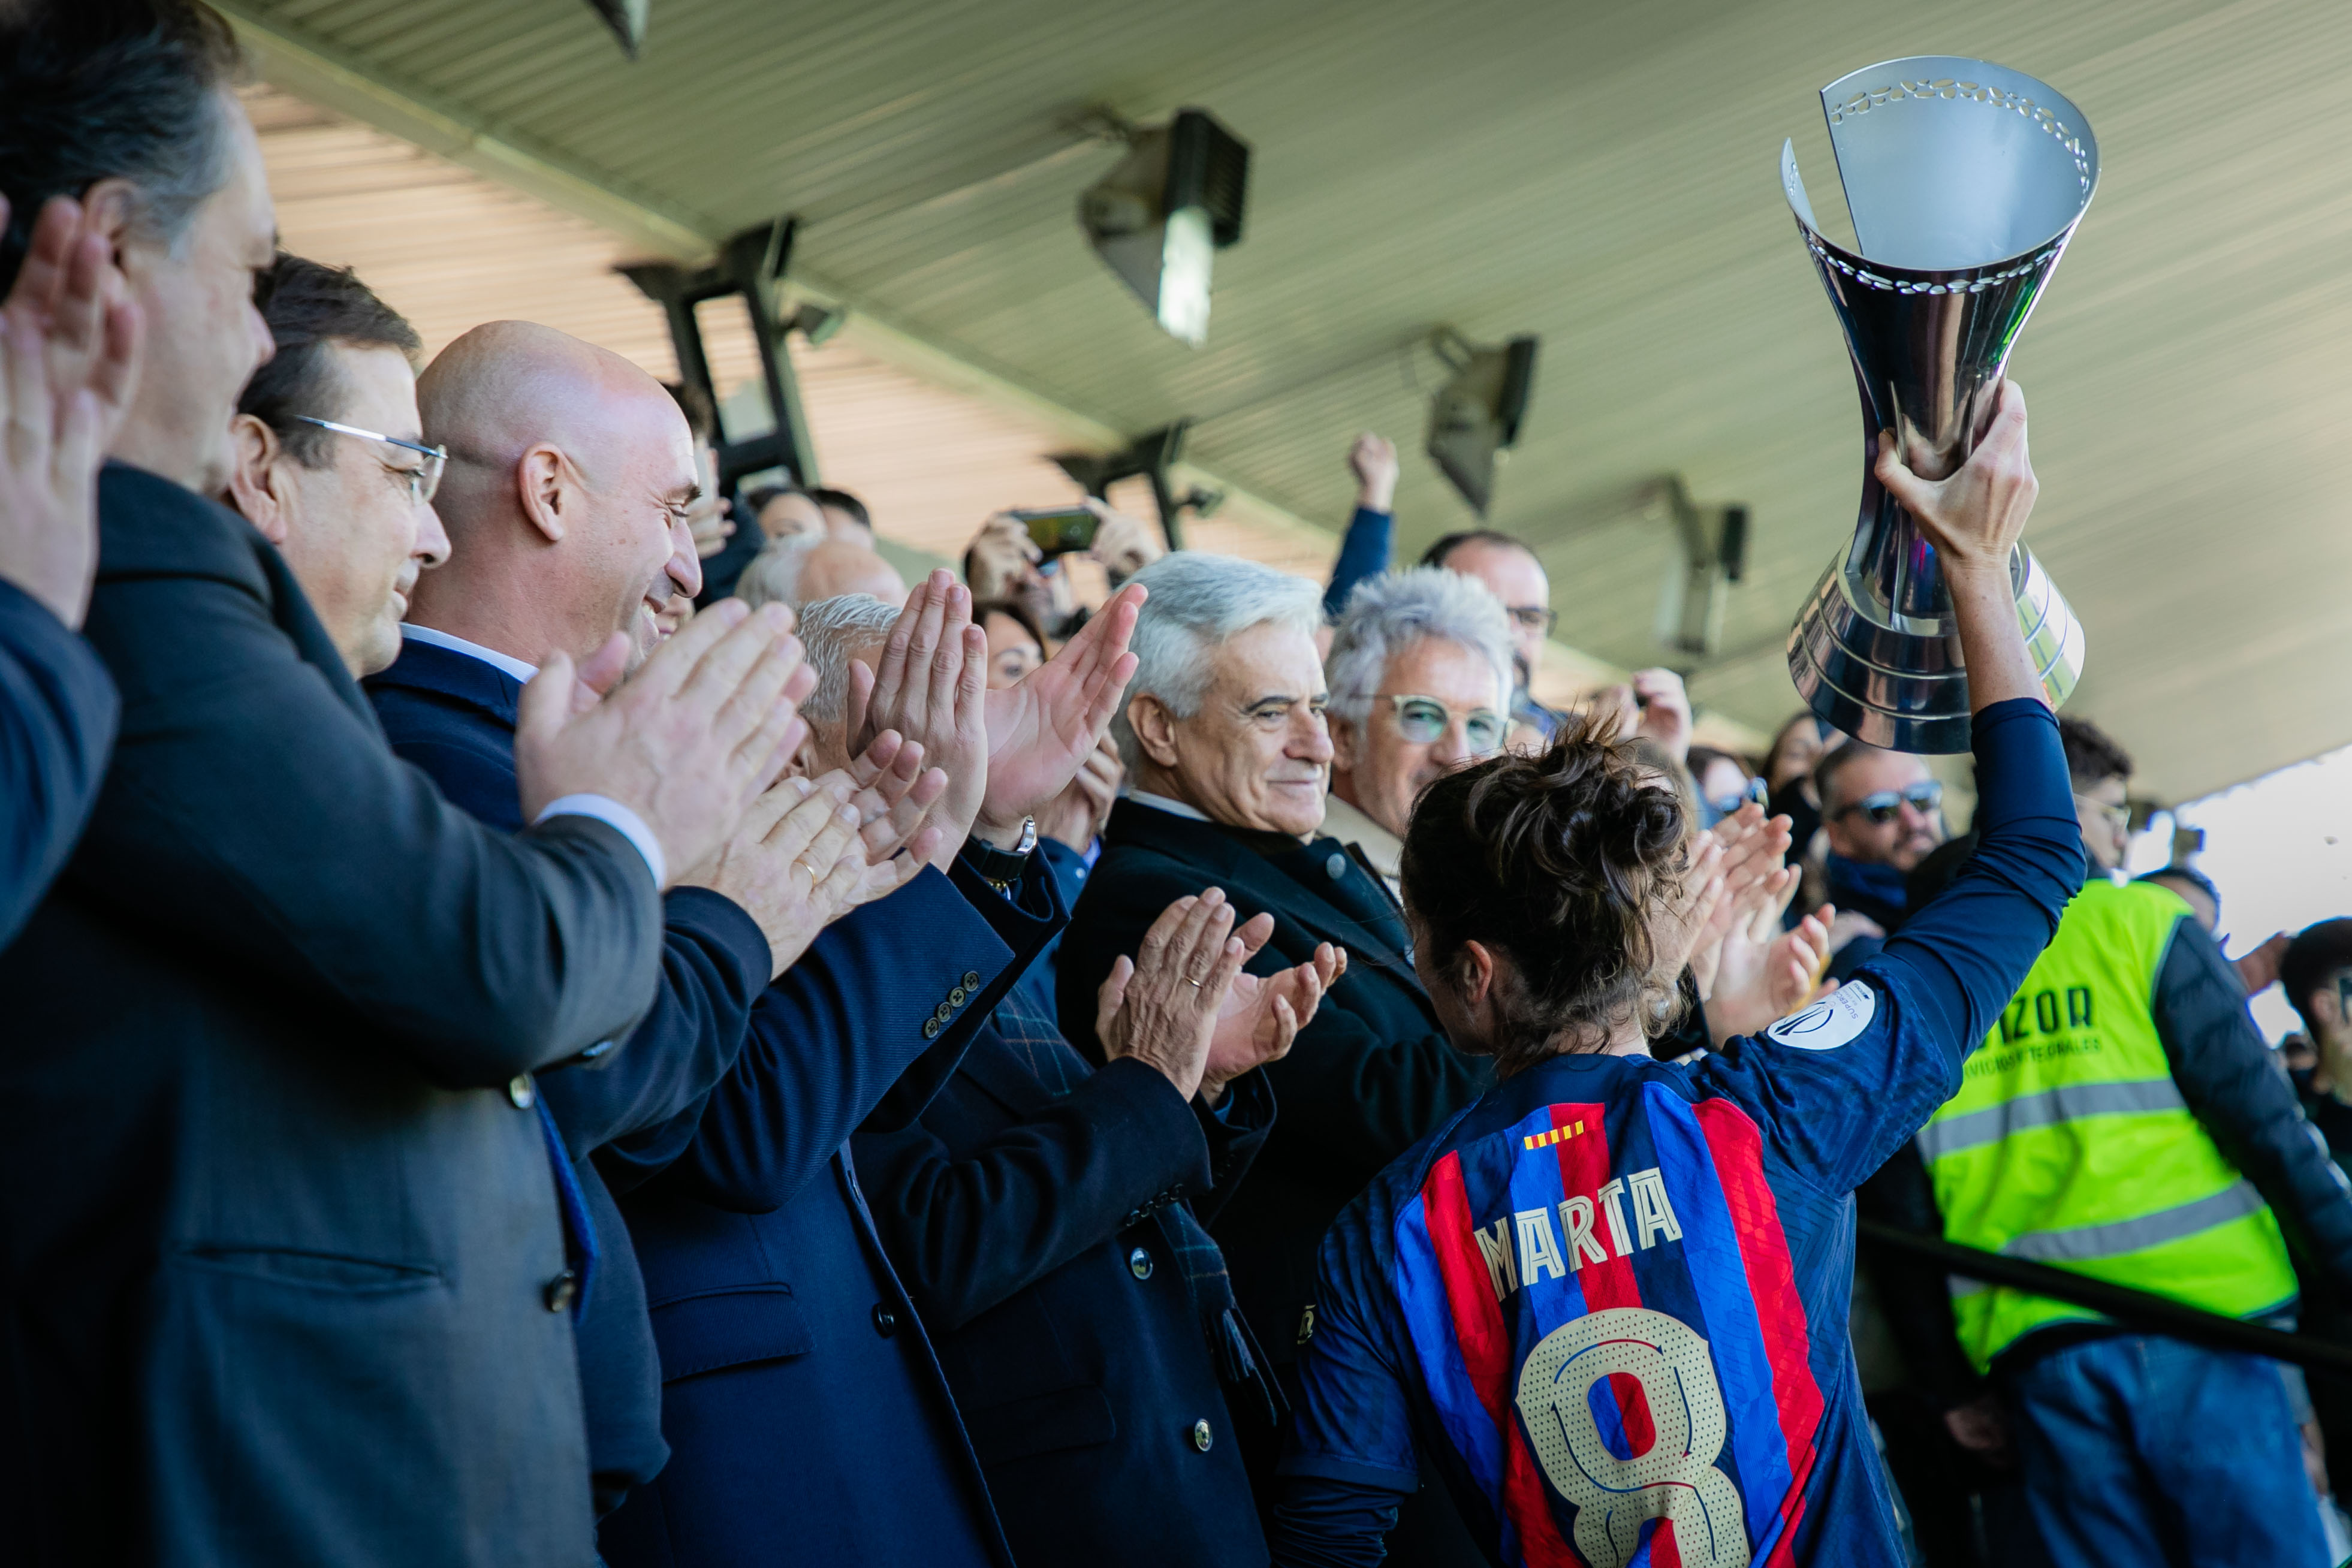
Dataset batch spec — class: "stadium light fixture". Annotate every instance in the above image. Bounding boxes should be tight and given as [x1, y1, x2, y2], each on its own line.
[1425, 328, 1538, 517]
[1078, 109, 1250, 348]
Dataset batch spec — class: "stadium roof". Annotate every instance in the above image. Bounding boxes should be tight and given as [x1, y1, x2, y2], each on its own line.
[219, 0, 2352, 800]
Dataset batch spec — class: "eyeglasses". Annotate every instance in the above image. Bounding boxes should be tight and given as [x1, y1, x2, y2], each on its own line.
[1705, 776, 1771, 818]
[1505, 605, 1558, 637]
[1834, 780, 1944, 825]
[1381, 694, 1506, 753]
[2074, 793, 2131, 834]
[294, 417, 447, 505]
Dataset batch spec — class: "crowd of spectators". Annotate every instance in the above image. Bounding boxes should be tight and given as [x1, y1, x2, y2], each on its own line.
[7, 5, 2352, 1567]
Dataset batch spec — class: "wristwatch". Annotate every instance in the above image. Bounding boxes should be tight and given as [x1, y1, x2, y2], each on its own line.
[964, 816, 1038, 893]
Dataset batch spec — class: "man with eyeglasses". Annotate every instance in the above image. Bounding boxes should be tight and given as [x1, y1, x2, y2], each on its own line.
[1322, 566, 1515, 900]
[1816, 740, 1950, 958]
[227, 254, 451, 679]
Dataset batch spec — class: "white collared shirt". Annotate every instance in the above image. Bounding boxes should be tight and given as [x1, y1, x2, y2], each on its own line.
[399, 625, 667, 886]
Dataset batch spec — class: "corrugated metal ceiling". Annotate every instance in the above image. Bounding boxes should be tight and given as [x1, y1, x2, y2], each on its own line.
[221, 0, 2352, 800]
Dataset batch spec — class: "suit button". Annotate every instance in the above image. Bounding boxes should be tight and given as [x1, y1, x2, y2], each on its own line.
[543, 1271, 578, 1313]
[872, 1304, 898, 1337]
[922, 1019, 941, 1040]
[1325, 852, 1347, 880]
[1192, 1418, 1214, 1452]
[508, 1075, 535, 1109]
[1127, 1246, 1153, 1280]
[935, 1001, 954, 1024]
[963, 970, 982, 991]
[949, 985, 967, 1008]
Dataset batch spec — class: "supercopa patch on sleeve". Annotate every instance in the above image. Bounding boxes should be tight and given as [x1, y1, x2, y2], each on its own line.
[1765, 979, 1877, 1051]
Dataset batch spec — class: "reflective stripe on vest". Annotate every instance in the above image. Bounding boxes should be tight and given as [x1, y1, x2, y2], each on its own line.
[1921, 879, 2299, 1371]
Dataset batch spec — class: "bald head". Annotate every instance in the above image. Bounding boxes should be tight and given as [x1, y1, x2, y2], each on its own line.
[406, 320, 703, 668]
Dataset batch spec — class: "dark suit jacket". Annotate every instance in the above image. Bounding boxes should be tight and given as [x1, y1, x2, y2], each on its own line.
[1057, 800, 1493, 1365]
[0, 578, 116, 949]
[368, 638, 775, 1514]
[854, 996, 1276, 1567]
[0, 464, 668, 1566]
[600, 851, 1062, 1568]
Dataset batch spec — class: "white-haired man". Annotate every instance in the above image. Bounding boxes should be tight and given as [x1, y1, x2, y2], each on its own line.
[1057, 551, 1494, 1547]
[1322, 568, 1514, 898]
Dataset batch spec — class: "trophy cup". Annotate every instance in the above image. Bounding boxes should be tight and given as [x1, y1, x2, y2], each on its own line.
[1782, 57, 2096, 753]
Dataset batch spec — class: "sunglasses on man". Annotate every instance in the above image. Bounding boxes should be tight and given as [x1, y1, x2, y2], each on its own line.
[1833, 780, 1943, 825]
[1382, 695, 1507, 753]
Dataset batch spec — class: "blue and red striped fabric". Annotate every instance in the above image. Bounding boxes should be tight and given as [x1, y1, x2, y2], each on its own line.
[1391, 1084, 1828, 1568]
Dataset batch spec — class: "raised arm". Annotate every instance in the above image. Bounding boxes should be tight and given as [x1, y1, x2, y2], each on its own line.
[1709, 384, 2083, 1190]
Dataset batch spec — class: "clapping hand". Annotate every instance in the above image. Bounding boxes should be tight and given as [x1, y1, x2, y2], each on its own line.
[850, 571, 990, 870]
[682, 728, 946, 976]
[1709, 895, 1838, 1046]
[1685, 803, 1795, 996]
[1092, 889, 1252, 1103]
[1036, 734, 1122, 854]
[0, 194, 144, 628]
[1203, 928, 1344, 1105]
[975, 582, 1143, 838]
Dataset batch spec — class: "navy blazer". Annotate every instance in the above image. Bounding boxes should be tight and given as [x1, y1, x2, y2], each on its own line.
[0, 578, 116, 949]
[367, 636, 1025, 1520]
[0, 465, 668, 1566]
[1057, 801, 1494, 1365]
[854, 996, 1277, 1567]
[602, 854, 1063, 1568]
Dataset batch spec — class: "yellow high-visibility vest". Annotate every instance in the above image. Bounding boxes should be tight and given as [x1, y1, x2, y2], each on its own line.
[1919, 879, 2298, 1373]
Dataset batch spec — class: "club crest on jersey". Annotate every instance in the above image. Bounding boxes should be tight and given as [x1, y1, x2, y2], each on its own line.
[1764, 979, 1877, 1051]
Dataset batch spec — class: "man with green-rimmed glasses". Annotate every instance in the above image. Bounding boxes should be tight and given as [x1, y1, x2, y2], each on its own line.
[1319, 565, 1515, 901]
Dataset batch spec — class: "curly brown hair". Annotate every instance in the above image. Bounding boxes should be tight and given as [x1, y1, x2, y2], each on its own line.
[1400, 710, 1693, 1077]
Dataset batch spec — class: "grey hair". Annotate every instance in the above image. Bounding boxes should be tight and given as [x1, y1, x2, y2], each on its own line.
[737, 533, 824, 611]
[1323, 566, 1514, 728]
[793, 593, 901, 732]
[1109, 552, 1324, 774]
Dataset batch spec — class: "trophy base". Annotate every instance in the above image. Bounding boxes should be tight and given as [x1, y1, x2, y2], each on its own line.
[1786, 543, 2083, 754]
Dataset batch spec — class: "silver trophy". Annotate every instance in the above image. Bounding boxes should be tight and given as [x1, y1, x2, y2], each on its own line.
[1782, 57, 2096, 753]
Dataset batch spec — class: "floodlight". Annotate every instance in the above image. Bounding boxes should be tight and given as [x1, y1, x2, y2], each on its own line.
[1079, 109, 1250, 347]
[1644, 477, 1750, 657]
[585, 0, 647, 56]
[1425, 329, 1538, 515]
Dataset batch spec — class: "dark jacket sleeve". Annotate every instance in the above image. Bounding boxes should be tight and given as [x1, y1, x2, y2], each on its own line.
[1059, 852, 1488, 1180]
[0, 580, 116, 949]
[378, 703, 776, 1170]
[855, 1055, 1213, 1331]
[1189, 1068, 1275, 1228]
[541, 887, 771, 1162]
[640, 851, 1062, 1212]
[67, 524, 664, 1087]
[1322, 506, 1394, 620]
[2152, 917, 2352, 1293]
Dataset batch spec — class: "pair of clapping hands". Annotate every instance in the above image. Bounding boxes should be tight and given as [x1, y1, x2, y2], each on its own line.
[649, 567, 1152, 981]
[1656, 801, 1840, 1048]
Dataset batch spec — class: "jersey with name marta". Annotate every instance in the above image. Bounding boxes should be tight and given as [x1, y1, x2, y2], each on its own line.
[1284, 974, 1934, 1568]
